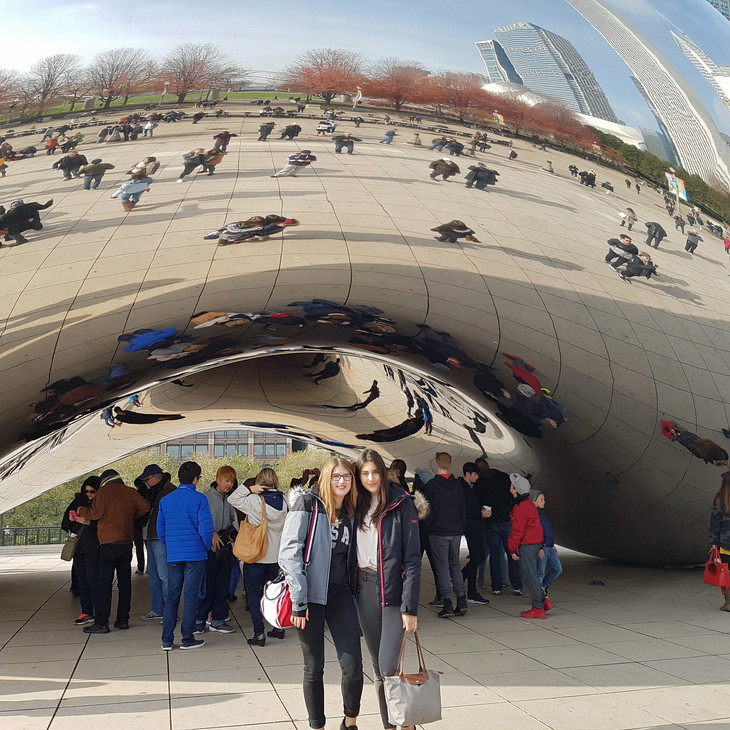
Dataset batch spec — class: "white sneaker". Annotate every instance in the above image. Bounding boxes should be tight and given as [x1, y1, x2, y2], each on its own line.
[176, 179, 183, 183]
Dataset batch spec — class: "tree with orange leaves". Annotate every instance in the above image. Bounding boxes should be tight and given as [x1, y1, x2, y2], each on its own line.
[280, 49, 365, 105]
[431, 72, 489, 120]
[362, 58, 428, 111]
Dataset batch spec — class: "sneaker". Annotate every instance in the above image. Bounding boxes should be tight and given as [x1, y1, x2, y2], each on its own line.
[226, 594, 238, 602]
[455, 598, 468, 616]
[491, 590, 502, 595]
[267, 627, 285, 640]
[520, 607, 547, 619]
[467, 593, 490, 605]
[543, 597, 555, 612]
[83, 623, 110, 634]
[513, 589, 523, 596]
[141, 611, 163, 621]
[180, 639, 205, 650]
[208, 622, 235, 634]
[73, 613, 94, 625]
[428, 596, 444, 607]
[113, 620, 129, 630]
[477, 581, 486, 589]
[193, 623, 206, 635]
[176, 179, 184, 183]
[161, 643, 173, 651]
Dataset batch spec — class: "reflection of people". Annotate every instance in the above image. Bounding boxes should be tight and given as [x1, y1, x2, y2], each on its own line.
[0, 198, 53, 245]
[311, 358, 341, 385]
[431, 220, 476, 243]
[357, 410, 424, 442]
[348, 381, 379, 411]
[604, 234, 637, 268]
[113, 408, 185, 424]
[661, 421, 728, 465]
[278, 458, 363, 730]
[709, 472, 730, 611]
[354, 449, 421, 729]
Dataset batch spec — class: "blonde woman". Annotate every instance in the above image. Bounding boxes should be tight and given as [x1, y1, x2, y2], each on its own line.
[228, 467, 289, 646]
[279, 458, 363, 730]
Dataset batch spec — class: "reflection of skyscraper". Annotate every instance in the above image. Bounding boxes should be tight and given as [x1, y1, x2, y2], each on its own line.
[640, 127, 679, 165]
[672, 31, 730, 110]
[706, 0, 730, 21]
[489, 22, 620, 122]
[475, 40, 523, 85]
[565, 0, 730, 187]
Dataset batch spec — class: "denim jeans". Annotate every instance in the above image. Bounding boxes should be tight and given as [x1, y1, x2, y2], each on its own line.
[462, 526, 485, 596]
[486, 522, 522, 592]
[96, 542, 133, 626]
[243, 562, 279, 635]
[83, 174, 103, 189]
[517, 543, 543, 609]
[229, 559, 242, 597]
[536, 546, 563, 592]
[196, 549, 231, 628]
[356, 569, 404, 729]
[335, 141, 354, 154]
[298, 583, 363, 729]
[162, 560, 206, 646]
[146, 539, 169, 615]
[477, 523, 495, 586]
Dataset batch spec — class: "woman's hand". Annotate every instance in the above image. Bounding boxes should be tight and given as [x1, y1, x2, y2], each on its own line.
[291, 609, 309, 630]
[402, 614, 417, 633]
[211, 532, 223, 550]
[511, 552, 520, 561]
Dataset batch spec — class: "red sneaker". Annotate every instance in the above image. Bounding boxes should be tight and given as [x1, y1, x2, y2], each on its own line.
[543, 597, 555, 612]
[73, 613, 94, 625]
[520, 607, 547, 619]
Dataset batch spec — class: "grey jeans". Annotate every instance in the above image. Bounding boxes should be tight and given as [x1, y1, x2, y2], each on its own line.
[517, 542, 544, 609]
[429, 534, 465, 600]
[357, 569, 405, 729]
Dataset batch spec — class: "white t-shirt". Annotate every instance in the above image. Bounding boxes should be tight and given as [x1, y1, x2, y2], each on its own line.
[357, 498, 379, 570]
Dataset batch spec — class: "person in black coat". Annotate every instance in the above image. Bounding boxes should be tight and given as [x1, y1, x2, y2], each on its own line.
[53, 151, 88, 180]
[429, 157, 460, 181]
[0, 198, 53, 245]
[465, 163, 490, 189]
[645, 221, 667, 248]
[431, 219, 477, 243]
[604, 234, 637, 268]
[62, 476, 102, 624]
[617, 253, 659, 282]
[458, 462, 489, 604]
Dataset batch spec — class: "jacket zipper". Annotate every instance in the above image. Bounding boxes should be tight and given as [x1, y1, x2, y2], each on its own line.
[377, 496, 405, 609]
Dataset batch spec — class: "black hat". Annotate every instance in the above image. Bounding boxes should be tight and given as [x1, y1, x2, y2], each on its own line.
[99, 469, 123, 487]
[137, 464, 163, 482]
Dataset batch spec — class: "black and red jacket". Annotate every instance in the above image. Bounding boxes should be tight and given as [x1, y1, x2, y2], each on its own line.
[365, 482, 422, 616]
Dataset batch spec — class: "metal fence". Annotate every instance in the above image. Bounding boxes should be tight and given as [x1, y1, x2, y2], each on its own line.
[0, 526, 66, 547]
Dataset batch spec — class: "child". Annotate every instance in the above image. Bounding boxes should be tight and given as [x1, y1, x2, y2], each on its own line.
[533, 491, 562, 611]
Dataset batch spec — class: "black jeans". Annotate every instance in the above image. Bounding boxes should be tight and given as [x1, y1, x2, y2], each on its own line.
[297, 583, 363, 729]
[243, 562, 279, 635]
[196, 549, 232, 627]
[356, 569, 404, 729]
[134, 522, 145, 571]
[462, 526, 486, 595]
[76, 552, 100, 617]
[96, 542, 133, 626]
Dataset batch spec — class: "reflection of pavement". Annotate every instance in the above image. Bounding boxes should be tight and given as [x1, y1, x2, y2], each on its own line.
[2, 547, 730, 729]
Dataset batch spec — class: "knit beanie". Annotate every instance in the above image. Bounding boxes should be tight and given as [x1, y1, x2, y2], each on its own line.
[510, 473, 531, 496]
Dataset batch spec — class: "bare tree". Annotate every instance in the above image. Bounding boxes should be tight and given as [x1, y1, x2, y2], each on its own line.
[86, 48, 152, 109]
[61, 73, 93, 112]
[280, 49, 366, 105]
[160, 43, 244, 104]
[26, 54, 80, 111]
[0, 69, 23, 117]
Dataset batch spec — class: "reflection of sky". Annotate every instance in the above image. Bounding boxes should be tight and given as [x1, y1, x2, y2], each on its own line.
[5, 0, 730, 134]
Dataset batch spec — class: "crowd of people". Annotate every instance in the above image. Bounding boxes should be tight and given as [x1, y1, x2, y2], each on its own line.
[62, 448, 561, 730]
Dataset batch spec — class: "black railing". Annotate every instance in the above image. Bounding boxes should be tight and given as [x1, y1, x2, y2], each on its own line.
[0, 526, 66, 546]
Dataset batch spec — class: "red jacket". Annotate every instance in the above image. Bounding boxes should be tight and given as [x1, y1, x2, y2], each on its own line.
[508, 497, 544, 553]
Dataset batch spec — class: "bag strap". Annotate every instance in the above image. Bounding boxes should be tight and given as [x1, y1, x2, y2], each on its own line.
[395, 630, 428, 679]
[302, 498, 318, 576]
[711, 546, 722, 562]
[258, 495, 268, 528]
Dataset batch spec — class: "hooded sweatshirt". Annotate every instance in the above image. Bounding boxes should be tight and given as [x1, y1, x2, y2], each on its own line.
[229, 485, 289, 564]
[421, 473, 465, 536]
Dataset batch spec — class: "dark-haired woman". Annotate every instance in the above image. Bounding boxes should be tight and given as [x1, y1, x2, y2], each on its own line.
[354, 449, 423, 730]
[710, 471, 730, 611]
[279, 458, 363, 730]
[62, 476, 101, 625]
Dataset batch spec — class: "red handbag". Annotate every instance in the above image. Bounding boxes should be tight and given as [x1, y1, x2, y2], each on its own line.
[704, 547, 729, 593]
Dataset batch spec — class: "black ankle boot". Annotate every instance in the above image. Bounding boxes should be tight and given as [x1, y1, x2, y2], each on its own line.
[267, 627, 285, 639]
[247, 633, 265, 646]
[339, 719, 358, 730]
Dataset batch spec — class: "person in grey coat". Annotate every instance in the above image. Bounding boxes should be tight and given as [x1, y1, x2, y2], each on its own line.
[645, 221, 667, 248]
[429, 157, 460, 181]
[685, 229, 702, 254]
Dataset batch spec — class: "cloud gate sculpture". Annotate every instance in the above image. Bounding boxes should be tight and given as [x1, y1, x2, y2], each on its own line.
[2, 1, 730, 568]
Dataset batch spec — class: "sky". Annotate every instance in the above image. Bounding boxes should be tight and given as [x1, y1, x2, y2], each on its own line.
[5, 0, 730, 135]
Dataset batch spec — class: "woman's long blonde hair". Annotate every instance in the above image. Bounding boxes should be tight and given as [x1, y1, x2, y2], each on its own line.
[318, 457, 356, 524]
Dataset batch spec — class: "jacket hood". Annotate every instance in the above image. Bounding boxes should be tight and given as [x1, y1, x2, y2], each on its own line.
[413, 489, 430, 519]
[430, 473, 458, 489]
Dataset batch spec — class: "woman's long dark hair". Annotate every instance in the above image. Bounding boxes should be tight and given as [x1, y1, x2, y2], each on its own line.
[354, 449, 391, 530]
[715, 471, 730, 512]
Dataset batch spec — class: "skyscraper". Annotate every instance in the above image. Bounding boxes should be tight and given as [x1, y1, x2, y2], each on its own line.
[474, 40, 523, 85]
[706, 0, 730, 20]
[565, 0, 730, 187]
[672, 31, 730, 110]
[640, 127, 680, 165]
[490, 21, 620, 123]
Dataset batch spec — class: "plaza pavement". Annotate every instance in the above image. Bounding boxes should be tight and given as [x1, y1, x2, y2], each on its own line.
[2, 547, 730, 729]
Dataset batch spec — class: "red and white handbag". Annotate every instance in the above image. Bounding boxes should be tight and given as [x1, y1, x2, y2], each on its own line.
[261, 499, 319, 629]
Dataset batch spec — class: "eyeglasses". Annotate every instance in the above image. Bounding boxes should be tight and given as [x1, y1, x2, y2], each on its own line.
[332, 474, 353, 483]
[84, 490, 96, 495]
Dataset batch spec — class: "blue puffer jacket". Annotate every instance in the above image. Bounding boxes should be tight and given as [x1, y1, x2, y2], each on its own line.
[157, 483, 214, 561]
